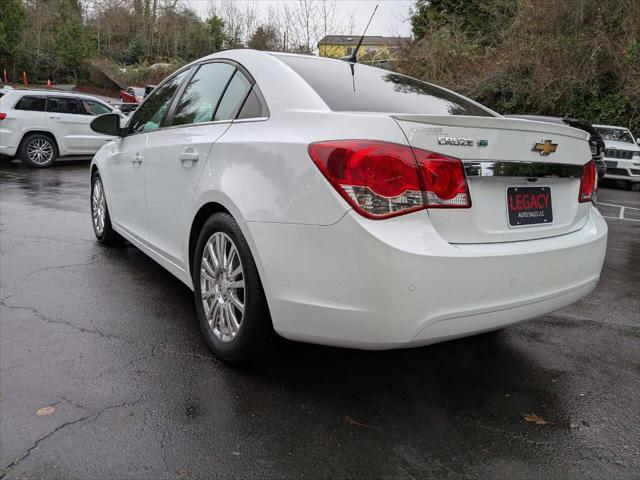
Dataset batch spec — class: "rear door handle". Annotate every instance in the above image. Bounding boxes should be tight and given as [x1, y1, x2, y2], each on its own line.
[179, 149, 199, 166]
[132, 153, 143, 166]
[48, 116, 61, 120]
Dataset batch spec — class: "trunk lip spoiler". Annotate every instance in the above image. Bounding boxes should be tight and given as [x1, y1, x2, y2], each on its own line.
[392, 114, 590, 141]
[463, 160, 584, 178]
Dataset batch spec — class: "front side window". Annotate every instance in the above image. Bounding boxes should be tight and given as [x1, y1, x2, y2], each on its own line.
[277, 55, 494, 117]
[214, 70, 252, 121]
[46, 97, 80, 114]
[130, 69, 190, 133]
[81, 99, 111, 116]
[15, 96, 46, 111]
[171, 62, 235, 127]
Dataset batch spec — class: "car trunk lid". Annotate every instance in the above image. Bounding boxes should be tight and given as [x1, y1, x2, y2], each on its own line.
[393, 115, 593, 244]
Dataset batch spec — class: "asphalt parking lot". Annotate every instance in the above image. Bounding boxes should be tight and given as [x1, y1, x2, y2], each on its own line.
[1, 161, 638, 479]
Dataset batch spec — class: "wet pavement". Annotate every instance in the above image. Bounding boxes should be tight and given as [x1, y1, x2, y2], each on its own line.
[1, 161, 639, 479]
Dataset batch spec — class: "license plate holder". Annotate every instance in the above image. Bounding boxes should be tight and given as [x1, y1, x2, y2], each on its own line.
[507, 186, 553, 227]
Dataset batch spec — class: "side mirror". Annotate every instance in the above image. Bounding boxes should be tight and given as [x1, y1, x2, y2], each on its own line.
[636, 138, 640, 145]
[144, 85, 156, 98]
[91, 113, 123, 136]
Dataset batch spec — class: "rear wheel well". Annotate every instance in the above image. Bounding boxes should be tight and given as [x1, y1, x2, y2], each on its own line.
[90, 164, 99, 177]
[189, 203, 231, 279]
[19, 131, 59, 152]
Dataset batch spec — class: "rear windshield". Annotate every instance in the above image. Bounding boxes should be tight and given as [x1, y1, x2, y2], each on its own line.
[277, 55, 493, 117]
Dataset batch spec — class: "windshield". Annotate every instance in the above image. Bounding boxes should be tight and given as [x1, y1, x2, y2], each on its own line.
[595, 127, 635, 144]
[277, 55, 494, 117]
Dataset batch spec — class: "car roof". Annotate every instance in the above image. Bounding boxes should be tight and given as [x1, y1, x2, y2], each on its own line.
[2, 89, 112, 105]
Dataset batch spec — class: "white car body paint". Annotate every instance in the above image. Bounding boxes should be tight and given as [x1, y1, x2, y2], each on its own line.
[91, 50, 607, 349]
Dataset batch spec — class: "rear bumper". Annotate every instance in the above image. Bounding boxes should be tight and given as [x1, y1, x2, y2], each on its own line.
[246, 206, 608, 349]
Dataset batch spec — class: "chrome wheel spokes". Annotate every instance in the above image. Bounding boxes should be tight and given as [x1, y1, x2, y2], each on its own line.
[92, 179, 106, 235]
[200, 232, 245, 343]
[27, 139, 54, 164]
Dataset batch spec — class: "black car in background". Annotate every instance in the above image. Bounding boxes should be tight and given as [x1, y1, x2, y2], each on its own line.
[506, 115, 607, 179]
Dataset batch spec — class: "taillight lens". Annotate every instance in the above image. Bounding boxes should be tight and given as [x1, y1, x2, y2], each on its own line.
[579, 160, 597, 203]
[0, 113, 6, 120]
[413, 150, 471, 208]
[308, 140, 471, 219]
[308, 140, 424, 219]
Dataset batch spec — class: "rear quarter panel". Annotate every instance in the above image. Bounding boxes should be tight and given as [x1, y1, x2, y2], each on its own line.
[194, 111, 410, 226]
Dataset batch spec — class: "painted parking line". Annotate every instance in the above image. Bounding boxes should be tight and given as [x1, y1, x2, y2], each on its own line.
[597, 202, 640, 222]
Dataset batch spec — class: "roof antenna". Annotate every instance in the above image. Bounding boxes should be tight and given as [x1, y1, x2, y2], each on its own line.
[348, 4, 378, 63]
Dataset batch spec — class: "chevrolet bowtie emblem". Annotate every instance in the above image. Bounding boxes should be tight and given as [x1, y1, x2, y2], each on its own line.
[532, 139, 557, 156]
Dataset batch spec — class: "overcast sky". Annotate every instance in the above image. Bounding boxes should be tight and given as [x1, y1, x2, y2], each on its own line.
[185, 1, 415, 37]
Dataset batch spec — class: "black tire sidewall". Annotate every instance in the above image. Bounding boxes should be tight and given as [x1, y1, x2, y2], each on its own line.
[19, 134, 58, 168]
[193, 213, 271, 363]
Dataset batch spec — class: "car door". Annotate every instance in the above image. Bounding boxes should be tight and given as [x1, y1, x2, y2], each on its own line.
[78, 98, 117, 152]
[45, 96, 95, 154]
[142, 61, 241, 267]
[107, 68, 191, 243]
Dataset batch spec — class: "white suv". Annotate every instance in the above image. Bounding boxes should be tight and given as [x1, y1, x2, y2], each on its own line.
[0, 89, 119, 167]
[594, 124, 640, 190]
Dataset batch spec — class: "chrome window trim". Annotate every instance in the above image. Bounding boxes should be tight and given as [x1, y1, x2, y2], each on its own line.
[463, 160, 584, 178]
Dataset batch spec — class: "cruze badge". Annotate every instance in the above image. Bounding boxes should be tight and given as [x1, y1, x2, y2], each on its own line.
[531, 139, 557, 156]
[437, 136, 475, 146]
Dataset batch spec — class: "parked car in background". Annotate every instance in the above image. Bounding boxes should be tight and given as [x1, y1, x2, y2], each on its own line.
[89, 50, 606, 363]
[593, 124, 640, 190]
[506, 115, 607, 179]
[119, 86, 145, 104]
[0, 89, 122, 167]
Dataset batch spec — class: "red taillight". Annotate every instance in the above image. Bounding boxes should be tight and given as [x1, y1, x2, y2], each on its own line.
[579, 160, 597, 203]
[413, 149, 471, 208]
[308, 140, 471, 219]
[0, 113, 6, 120]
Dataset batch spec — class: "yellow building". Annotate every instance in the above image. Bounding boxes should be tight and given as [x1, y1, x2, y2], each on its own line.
[318, 35, 410, 66]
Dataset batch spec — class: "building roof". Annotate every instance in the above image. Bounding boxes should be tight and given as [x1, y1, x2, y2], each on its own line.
[318, 35, 410, 46]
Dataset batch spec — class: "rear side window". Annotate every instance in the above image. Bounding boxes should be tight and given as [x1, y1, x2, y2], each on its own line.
[214, 70, 252, 121]
[172, 62, 235, 126]
[237, 88, 264, 119]
[278, 55, 493, 117]
[47, 97, 80, 114]
[15, 96, 46, 111]
[81, 99, 111, 116]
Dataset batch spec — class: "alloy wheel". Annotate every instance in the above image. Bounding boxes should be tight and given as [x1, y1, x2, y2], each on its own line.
[200, 232, 246, 342]
[92, 178, 106, 236]
[27, 138, 54, 165]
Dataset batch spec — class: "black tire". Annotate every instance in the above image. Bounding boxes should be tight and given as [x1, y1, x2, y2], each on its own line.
[629, 182, 640, 192]
[18, 133, 58, 168]
[193, 212, 276, 364]
[91, 172, 122, 245]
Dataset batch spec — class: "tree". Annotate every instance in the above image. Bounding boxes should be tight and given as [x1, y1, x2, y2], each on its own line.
[54, 0, 90, 80]
[0, 0, 26, 72]
[411, 0, 491, 40]
[123, 34, 146, 64]
[248, 26, 279, 51]
[205, 15, 227, 52]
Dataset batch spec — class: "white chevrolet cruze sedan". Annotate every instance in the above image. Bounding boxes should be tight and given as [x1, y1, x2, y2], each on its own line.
[89, 50, 607, 363]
